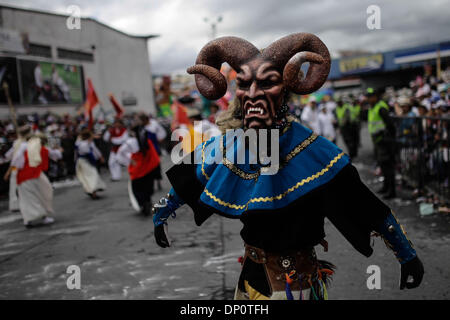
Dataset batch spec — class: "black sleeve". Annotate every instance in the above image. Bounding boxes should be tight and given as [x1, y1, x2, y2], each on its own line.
[325, 164, 391, 257]
[379, 107, 395, 136]
[165, 152, 214, 226]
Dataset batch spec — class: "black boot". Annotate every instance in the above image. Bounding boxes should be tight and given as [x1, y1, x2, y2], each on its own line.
[382, 177, 396, 199]
[141, 201, 151, 216]
[157, 180, 162, 191]
[89, 192, 100, 200]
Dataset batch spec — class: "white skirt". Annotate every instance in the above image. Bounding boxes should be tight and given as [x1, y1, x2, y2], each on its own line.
[17, 172, 54, 224]
[9, 169, 19, 211]
[128, 179, 141, 212]
[76, 158, 106, 194]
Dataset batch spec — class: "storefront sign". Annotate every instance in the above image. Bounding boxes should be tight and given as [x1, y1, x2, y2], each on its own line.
[339, 53, 383, 75]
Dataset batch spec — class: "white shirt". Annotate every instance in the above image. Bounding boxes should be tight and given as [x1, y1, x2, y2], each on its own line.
[11, 141, 62, 169]
[318, 111, 336, 141]
[5, 138, 25, 162]
[301, 105, 320, 133]
[416, 84, 430, 98]
[324, 101, 337, 114]
[34, 66, 43, 88]
[103, 128, 129, 146]
[75, 139, 102, 160]
[116, 137, 141, 167]
[146, 119, 167, 141]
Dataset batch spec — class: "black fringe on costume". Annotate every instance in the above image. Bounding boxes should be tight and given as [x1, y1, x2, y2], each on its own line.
[318, 259, 336, 288]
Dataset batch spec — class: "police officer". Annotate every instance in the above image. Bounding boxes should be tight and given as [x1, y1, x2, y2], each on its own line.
[366, 88, 396, 199]
[336, 97, 360, 158]
[349, 95, 361, 154]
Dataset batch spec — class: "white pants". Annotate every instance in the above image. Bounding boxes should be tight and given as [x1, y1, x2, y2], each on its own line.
[17, 173, 54, 225]
[108, 151, 122, 181]
[76, 158, 106, 194]
[9, 169, 19, 212]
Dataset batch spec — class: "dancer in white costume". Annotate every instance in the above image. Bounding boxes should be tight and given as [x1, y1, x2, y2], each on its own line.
[3, 125, 30, 212]
[11, 133, 62, 227]
[117, 118, 160, 215]
[144, 115, 167, 191]
[75, 128, 106, 200]
[103, 118, 128, 181]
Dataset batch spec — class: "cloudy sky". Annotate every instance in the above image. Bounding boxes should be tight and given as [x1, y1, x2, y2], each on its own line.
[2, 0, 450, 75]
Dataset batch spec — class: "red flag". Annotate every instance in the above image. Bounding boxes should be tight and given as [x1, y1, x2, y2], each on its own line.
[171, 100, 190, 131]
[108, 93, 124, 118]
[84, 78, 99, 129]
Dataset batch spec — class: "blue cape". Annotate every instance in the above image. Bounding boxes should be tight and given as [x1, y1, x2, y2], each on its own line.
[191, 121, 350, 217]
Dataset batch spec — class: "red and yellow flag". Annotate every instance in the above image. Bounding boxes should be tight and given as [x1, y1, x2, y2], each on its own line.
[84, 78, 99, 129]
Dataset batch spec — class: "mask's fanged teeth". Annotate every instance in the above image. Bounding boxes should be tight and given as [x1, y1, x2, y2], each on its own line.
[245, 106, 266, 116]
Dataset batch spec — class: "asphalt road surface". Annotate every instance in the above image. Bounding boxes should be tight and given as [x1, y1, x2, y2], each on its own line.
[0, 126, 449, 300]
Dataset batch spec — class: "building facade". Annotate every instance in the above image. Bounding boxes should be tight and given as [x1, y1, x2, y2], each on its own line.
[327, 41, 450, 94]
[0, 5, 158, 118]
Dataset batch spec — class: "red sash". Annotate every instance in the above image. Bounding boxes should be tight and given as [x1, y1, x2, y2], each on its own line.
[110, 127, 127, 153]
[17, 147, 49, 185]
[128, 139, 160, 180]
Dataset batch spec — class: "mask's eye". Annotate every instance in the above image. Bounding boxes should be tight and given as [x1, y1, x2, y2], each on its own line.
[258, 79, 275, 89]
[237, 80, 251, 90]
[258, 75, 280, 89]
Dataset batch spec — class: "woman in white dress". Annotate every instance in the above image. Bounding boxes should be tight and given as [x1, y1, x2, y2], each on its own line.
[11, 132, 63, 228]
[75, 128, 106, 199]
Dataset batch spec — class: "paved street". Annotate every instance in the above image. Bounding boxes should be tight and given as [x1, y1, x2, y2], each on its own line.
[0, 127, 449, 300]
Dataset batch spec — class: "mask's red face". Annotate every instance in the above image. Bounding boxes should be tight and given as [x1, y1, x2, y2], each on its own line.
[236, 58, 284, 129]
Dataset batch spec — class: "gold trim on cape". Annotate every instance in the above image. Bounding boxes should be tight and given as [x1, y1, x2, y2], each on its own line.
[203, 152, 346, 211]
[220, 132, 318, 180]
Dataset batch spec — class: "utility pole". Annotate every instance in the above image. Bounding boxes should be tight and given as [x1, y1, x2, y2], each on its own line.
[203, 16, 222, 40]
[436, 44, 441, 80]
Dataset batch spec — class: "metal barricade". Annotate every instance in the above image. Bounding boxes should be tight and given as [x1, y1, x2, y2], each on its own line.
[392, 115, 450, 200]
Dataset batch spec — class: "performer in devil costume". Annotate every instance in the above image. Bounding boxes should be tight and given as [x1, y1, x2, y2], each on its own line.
[117, 113, 161, 216]
[151, 33, 424, 300]
[103, 118, 129, 181]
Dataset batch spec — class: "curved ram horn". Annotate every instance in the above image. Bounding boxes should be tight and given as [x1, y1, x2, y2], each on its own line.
[187, 36, 260, 100]
[262, 33, 331, 95]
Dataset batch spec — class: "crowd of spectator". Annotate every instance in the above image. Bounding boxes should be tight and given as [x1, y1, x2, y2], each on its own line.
[0, 112, 159, 198]
[1, 68, 449, 201]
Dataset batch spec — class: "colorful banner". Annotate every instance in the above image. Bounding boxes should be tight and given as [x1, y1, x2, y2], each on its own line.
[339, 53, 383, 75]
[19, 59, 84, 105]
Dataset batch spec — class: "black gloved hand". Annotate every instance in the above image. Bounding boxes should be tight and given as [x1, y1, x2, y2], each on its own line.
[154, 224, 170, 248]
[400, 256, 424, 289]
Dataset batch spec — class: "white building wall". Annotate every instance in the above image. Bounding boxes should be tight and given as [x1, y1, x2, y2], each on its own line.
[0, 6, 156, 117]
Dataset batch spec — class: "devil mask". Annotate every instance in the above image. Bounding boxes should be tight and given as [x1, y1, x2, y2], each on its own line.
[187, 33, 331, 129]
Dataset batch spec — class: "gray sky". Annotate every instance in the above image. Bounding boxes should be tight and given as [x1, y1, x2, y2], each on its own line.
[2, 0, 450, 75]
